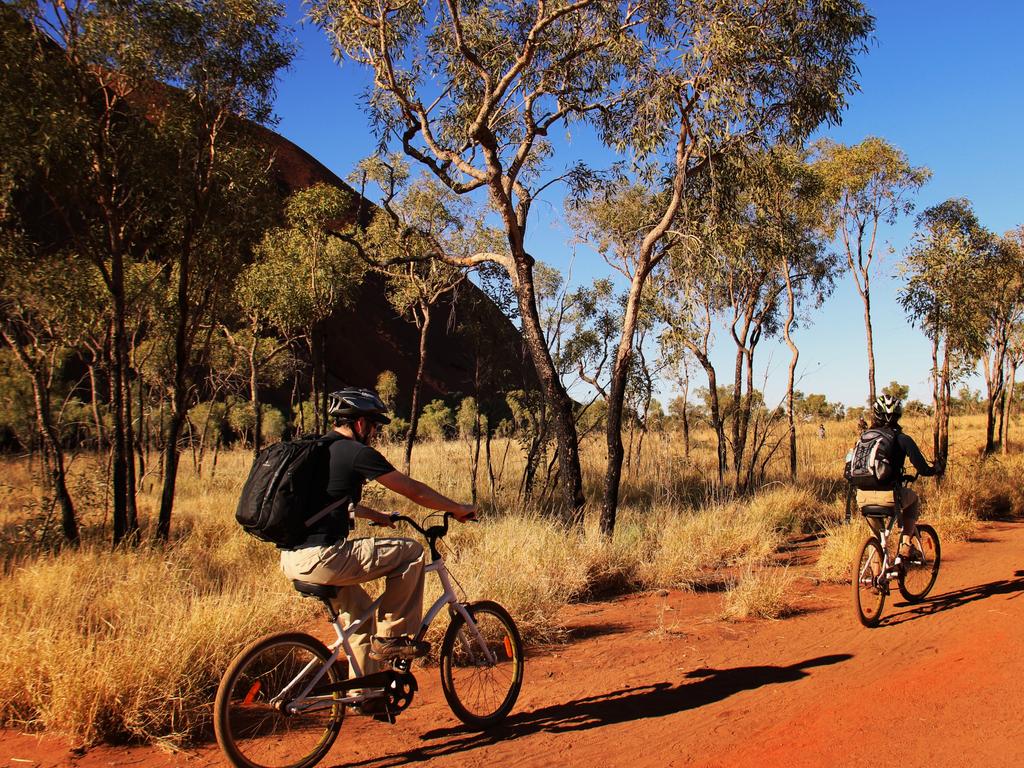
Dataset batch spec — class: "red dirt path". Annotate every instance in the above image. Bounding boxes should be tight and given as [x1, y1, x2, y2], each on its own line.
[5, 521, 1024, 768]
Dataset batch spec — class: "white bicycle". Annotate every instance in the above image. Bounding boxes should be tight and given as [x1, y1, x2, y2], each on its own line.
[214, 513, 524, 768]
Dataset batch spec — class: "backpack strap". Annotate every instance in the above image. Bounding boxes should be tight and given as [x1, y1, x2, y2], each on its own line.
[305, 496, 352, 528]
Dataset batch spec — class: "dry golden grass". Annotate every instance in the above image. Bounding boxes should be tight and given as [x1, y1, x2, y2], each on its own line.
[816, 520, 871, 583]
[0, 413, 1021, 745]
[722, 565, 799, 620]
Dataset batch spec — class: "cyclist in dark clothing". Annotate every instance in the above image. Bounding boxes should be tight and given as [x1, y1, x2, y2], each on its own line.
[856, 395, 945, 559]
[279, 387, 476, 685]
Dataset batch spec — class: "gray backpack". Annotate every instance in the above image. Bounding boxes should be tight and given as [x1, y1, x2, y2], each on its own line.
[845, 428, 899, 491]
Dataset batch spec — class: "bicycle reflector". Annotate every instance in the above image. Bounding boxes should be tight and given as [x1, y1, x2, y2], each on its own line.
[242, 681, 262, 706]
[503, 637, 514, 658]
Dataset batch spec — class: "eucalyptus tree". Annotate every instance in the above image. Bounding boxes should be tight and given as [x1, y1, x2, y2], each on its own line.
[4, 0, 174, 542]
[743, 146, 834, 479]
[573, 0, 869, 529]
[900, 199, 993, 460]
[979, 227, 1024, 454]
[658, 330, 694, 458]
[353, 157, 480, 473]
[0, 237, 81, 544]
[147, 0, 294, 540]
[1003, 323, 1024, 455]
[308, 0, 653, 516]
[661, 246, 729, 482]
[815, 138, 930, 406]
[3, 0, 293, 542]
[250, 183, 367, 435]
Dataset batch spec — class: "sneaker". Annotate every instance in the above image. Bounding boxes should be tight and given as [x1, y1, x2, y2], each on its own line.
[369, 635, 431, 662]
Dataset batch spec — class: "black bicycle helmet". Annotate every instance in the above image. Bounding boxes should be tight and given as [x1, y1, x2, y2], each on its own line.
[327, 387, 392, 424]
[872, 394, 903, 425]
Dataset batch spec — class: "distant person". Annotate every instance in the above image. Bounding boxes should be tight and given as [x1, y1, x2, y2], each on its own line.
[817, 423, 826, 440]
[278, 386, 476, 694]
[854, 395, 944, 559]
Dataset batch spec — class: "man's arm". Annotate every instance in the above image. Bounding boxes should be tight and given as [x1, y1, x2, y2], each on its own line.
[375, 471, 476, 520]
[899, 434, 941, 476]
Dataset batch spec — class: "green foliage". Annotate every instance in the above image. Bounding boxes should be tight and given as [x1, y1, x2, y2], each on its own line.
[815, 137, 932, 234]
[456, 397, 479, 440]
[793, 392, 845, 422]
[418, 399, 454, 441]
[189, 401, 228, 448]
[259, 406, 286, 443]
[881, 381, 910, 402]
[381, 416, 409, 443]
[900, 197, 995, 358]
[0, 349, 34, 446]
[244, 184, 365, 336]
[375, 370, 399, 411]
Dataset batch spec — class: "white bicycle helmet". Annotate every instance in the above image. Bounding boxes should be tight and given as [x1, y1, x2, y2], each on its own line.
[872, 394, 902, 425]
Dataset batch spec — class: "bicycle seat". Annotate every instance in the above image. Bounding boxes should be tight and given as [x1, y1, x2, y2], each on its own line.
[292, 580, 339, 600]
[860, 505, 894, 518]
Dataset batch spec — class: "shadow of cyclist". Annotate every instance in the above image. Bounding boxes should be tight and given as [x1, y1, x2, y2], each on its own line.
[885, 574, 1024, 626]
[329, 653, 852, 768]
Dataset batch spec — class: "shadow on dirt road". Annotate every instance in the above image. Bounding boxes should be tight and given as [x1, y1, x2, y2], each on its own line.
[884, 573, 1024, 627]
[328, 654, 853, 768]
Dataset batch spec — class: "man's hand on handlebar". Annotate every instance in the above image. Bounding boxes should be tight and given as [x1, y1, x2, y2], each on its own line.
[366, 509, 399, 528]
[452, 504, 477, 523]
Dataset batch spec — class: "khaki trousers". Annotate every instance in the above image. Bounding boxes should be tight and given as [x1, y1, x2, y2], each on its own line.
[280, 537, 425, 676]
[856, 488, 920, 537]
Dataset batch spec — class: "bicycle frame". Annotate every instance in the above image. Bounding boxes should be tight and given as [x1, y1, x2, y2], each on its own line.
[861, 512, 901, 584]
[279, 550, 492, 715]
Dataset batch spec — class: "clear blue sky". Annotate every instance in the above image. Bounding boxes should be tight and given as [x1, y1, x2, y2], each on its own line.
[271, 1, 1024, 409]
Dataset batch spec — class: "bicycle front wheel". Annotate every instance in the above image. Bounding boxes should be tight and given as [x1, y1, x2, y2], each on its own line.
[898, 524, 941, 602]
[440, 601, 523, 728]
[214, 632, 345, 768]
[852, 537, 887, 627]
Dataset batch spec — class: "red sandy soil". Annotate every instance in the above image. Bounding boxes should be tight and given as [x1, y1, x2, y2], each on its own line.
[4, 521, 1023, 768]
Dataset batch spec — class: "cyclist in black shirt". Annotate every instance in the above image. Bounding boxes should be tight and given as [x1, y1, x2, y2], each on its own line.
[856, 395, 945, 559]
[279, 386, 476, 685]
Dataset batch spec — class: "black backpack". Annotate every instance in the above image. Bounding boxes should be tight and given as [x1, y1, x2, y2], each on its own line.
[845, 427, 900, 490]
[235, 435, 348, 547]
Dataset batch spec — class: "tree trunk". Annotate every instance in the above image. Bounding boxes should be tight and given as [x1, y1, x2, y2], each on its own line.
[862, 277, 876, 406]
[1003, 360, 1018, 455]
[157, 233, 193, 541]
[983, 333, 1006, 455]
[2, 331, 79, 545]
[600, 278, 645, 536]
[690, 348, 726, 484]
[930, 334, 941, 457]
[681, 367, 691, 459]
[87, 361, 105, 450]
[404, 305, 431, 474]
[782, 265, 799, 480]
[250, 332, 263, 456]
[513, 256, 585, 518]
[110, 292, 130, 545]
[939, 343, 951, 459]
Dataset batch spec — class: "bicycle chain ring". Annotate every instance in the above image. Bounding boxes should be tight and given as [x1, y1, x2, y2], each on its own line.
[384, 670, 418, 713]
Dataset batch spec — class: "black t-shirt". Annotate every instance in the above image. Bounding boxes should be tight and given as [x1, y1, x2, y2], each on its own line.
[300, 433, 395, 546]
[325, 434, 396, 504]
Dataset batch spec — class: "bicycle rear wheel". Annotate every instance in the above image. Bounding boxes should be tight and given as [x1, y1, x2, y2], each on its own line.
[852, 537, 887, 627]
[440, 601, 523, 728]
[215, 632, 345, 768]
[898, 524, 941, 602]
